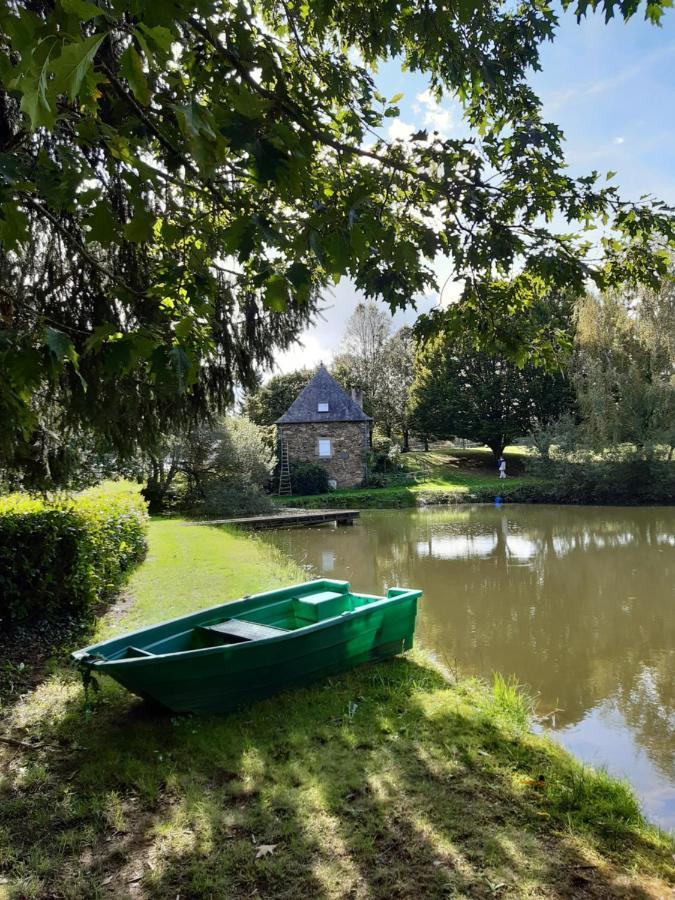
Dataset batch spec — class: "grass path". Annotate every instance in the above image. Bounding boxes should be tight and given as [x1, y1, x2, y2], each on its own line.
[1, 520, 673, 899]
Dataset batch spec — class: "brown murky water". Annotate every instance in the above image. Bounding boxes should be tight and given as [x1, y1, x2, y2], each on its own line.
[263, 505, 675, 829]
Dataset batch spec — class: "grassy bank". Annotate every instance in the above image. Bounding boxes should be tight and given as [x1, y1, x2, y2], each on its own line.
[277, 447, 541, 509]
[1, 520, 673, 899]
[277, 445, 675, 509]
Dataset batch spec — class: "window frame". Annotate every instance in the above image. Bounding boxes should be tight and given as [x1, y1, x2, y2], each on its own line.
[317, 438, 332, 458]
[317, 400, 329, 412]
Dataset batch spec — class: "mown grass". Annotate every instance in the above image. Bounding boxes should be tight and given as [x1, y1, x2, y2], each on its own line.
[277, 446, 542, 509]
[0, 520, 673, 899]
[100, 519, 306, 637]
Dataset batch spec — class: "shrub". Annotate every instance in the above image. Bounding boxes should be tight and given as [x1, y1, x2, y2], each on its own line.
[0, 485, 148, 629]
[199, 482, 273, 518]
[369, 428, 403, 473]
[163, 416, 275, 514]
[290, 462, 330, 495]
[526, 446, 675, 505]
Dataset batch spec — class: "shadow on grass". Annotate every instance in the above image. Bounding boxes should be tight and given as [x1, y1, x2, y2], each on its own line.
[1, 657, 673, 898]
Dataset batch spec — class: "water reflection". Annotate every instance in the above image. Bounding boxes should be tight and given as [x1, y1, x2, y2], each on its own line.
[264, 505, 675, 829]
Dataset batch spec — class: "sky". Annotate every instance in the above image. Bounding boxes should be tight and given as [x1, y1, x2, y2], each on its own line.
[275, 7, 675, 374]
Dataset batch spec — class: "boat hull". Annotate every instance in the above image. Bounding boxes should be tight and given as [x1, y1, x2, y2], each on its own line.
[74, 581, 420, 714]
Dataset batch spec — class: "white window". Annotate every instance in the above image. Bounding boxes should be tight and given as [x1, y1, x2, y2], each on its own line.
[318, 438, 332, 457]
[317, 401, 329, 412]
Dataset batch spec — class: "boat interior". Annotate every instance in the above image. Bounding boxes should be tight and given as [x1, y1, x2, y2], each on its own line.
[112, 588, 391, 660]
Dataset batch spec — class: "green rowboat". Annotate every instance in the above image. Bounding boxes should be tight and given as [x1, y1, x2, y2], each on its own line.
[72, 579, 422, 714]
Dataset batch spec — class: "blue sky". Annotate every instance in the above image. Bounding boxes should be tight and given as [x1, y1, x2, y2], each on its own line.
[276, 8, 675, 373]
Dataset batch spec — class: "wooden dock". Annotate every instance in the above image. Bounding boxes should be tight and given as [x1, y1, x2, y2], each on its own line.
[196, 508, 360, 530]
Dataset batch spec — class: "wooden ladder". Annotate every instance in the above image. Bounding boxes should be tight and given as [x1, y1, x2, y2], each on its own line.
[278, 434, 292, 495]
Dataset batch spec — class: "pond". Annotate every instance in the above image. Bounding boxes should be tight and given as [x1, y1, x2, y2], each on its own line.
[264, 504, 675, 830]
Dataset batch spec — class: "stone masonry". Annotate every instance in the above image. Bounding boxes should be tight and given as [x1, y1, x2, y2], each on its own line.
[279, 421, 369, 488]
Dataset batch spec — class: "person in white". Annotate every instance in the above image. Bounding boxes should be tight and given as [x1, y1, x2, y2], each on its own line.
[498, 457, 507, 479]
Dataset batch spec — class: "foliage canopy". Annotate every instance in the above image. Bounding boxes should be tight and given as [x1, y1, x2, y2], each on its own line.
[409, 327, 575, 458]
[572, 283, 675, 454]
[0, 0, 673, 478]
[243, 369, 316, 427]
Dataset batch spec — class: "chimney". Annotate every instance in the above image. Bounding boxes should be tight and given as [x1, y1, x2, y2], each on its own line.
[351, 387, 363, 409]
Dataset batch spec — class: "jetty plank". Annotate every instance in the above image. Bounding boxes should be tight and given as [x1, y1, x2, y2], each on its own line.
[195, 509, 360, 530]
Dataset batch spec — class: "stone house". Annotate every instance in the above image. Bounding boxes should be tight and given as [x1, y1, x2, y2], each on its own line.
[276, 365, 373, 489]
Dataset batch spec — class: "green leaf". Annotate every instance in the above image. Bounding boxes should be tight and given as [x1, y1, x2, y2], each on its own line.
[230, 88, 272, 119]
[137, 23, 173, 53]
[16, 56, 54, 129]
[45, 326, 78, 364]
[287, 261, 312, 303]
[83, 322, 118, 353]
[85, 201, 116, 244]
[60, 0, 102, 21]
[124, 204, 156, 242]
[174, 316, 193, 341]
[50, 32, 106, 101]
[606, 170, 617, 181]
[390, 92, 404, 103]
[0, 203, 29, 251]
[168, 346, 193, 390]
[120, 44, 151, 106]
[175, 104, 216, 141]
[221, 217, 256, 260]
[7, 347, 42, 390]
[263, 274, 289, 311]
[324, 231, 350, 280]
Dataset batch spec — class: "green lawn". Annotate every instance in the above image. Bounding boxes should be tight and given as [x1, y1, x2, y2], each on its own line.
[278, 446, 542, 508]
[0, 520, 673, 899]
[102, 519, 305, 637]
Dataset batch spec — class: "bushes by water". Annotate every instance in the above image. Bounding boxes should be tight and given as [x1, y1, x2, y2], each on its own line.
[525, 447, 675, 505]
[0, 486, 148, 629]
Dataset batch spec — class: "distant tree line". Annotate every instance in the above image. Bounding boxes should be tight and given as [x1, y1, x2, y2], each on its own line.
[3, 277, 671, 506]
[243, 274, 674, 468]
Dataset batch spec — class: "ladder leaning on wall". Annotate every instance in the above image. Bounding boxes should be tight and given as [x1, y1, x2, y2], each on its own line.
[278, 433, 292, 495]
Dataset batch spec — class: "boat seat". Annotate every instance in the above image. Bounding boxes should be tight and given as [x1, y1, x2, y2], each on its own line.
[200, 619, 288, 644]
[294, 590, 348, 622]
[123, 646, 154, 658]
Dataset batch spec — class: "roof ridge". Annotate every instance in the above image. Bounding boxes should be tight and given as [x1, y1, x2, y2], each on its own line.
[275, 367, 372, 424]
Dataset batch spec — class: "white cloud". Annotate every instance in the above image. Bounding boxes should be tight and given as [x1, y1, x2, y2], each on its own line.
[613, 136, 625, 145]
[387, 118, 415, 142]
[273, 332, 333, 376]
[267, 278, 441, 379]
[414, 89, 455, 137]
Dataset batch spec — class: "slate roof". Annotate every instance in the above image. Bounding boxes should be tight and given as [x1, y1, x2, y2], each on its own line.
[276, 365, 372, 424]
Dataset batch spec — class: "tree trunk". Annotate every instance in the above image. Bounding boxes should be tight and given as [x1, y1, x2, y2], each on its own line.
[402, 428, 410, 452]
[487, 440, 506, 461]
[423, 435, 429, 452]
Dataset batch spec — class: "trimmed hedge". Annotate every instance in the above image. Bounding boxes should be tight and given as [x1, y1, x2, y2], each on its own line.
[0, 486, 148, 629]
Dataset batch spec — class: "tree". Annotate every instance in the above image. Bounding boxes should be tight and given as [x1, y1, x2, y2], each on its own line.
[1, 0, 673, 479]
[143, 416, 274, 512]
[572, 282, 675, 456]
[409, 332, 574, 459]
[379, 327, 416, 449]
[333, 302, 392, 425]
[242, 369, 315, 426]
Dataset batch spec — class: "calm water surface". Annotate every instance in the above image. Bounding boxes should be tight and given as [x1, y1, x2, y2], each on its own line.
[264, 505, 675, 830]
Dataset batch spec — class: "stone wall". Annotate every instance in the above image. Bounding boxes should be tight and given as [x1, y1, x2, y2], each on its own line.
[280, 421, 369, 489]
